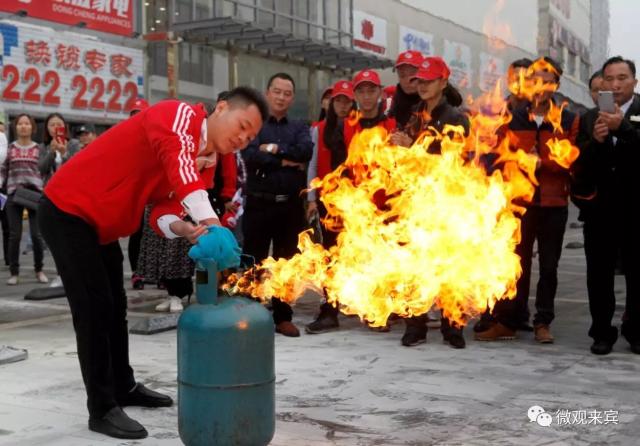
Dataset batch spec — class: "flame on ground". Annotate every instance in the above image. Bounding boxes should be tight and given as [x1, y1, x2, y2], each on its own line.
[223, 59, 579, 328]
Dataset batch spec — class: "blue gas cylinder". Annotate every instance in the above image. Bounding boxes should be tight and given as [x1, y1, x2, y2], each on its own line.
[178, 259, 275, 446]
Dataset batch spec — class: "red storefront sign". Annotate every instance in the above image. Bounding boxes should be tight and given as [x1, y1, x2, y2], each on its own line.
[353, 10, 387, 56]
[1, 20, 144, 120]
[0, 0, 133, 37]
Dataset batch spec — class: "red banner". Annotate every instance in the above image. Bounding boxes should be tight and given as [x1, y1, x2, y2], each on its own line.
[1, 21, 144, 120]
[0, 0, 133, 37]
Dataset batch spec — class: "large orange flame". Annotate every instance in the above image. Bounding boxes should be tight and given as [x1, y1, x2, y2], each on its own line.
[223, 59, 579, 328]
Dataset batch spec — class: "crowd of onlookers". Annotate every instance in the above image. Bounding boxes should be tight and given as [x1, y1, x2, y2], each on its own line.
[0, 114, 97, 286]
[1, 49, 638, 356]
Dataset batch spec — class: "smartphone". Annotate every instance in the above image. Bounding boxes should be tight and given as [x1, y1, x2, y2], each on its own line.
[55, 126, 67, 144]
[598, 91, 616, 113]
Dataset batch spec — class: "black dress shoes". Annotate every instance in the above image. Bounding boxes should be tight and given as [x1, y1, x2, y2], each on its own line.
[590, 340, 613, 355]
[89, 406, 147, 439]
[117, 383, 174, 408]
[444, 332, 466, 349]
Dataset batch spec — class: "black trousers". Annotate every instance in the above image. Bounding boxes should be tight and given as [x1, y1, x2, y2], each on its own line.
[317, 201, 339, 311]
[38, 196, 136, 418]
[242, 195, 306, 324]
[494, 206, 568, 329]
[584, 210, 640, 344]
[127, 216, 144, 274]
[6, 194, 45, 275]
[405, 312, 463, 338]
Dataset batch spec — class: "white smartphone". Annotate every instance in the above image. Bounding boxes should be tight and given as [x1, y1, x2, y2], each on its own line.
[598, 91, 616, 113]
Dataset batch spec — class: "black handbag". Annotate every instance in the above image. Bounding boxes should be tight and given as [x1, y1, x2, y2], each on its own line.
[12, 187, 43, 211]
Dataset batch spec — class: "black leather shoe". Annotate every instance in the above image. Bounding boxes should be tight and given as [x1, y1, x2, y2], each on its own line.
[444, 332, 466, 349]
[117, 383, 173, 408]
[305, 305, 340, 334]
[401, 326, 427, 347]
[590, 340, 613, 355]
[630, 343, 640, 354]
[88, 407, 147, 439]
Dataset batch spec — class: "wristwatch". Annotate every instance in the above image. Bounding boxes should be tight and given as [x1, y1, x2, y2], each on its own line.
[266, 143, 276, 154]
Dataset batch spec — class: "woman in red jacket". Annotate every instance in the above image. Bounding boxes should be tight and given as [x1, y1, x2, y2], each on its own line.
[305, 80, 354, 333]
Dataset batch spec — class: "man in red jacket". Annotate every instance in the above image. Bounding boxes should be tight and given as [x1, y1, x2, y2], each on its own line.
[37, 87, 268, 440]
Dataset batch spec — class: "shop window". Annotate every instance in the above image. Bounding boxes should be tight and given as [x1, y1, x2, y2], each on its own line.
[145, 0, 169, 33]
[580, 60, 590, 84]
[567, 52, 577, 77]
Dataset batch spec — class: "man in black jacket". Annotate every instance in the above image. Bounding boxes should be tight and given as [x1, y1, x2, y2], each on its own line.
[387, 50, 424, 129]
[242, 73, 313, 337]
[572, 56, 640, 355]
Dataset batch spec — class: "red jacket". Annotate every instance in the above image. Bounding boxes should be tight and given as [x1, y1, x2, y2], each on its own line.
[315, 120, 333, 180]
[147, 166, 215, 236]
[45, 100, 211, 244]
[217, 153, 237, 201]
[344, 115, 396, 150]
[508, 105, 579, 207]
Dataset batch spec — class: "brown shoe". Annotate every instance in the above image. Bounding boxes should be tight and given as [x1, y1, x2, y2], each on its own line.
[534, 324, 554, 344]
[474, 322, 516, 341]
[275, 321, 300, 337]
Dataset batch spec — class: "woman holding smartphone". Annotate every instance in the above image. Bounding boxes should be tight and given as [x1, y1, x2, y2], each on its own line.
[39, 113, 81, 184]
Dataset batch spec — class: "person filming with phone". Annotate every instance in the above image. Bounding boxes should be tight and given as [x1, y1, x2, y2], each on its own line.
[39, 113, 81, 184]
[572, 56, 640, 356]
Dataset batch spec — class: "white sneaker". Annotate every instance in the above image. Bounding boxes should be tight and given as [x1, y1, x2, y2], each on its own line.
[169, 296, 183, 313]
[50, 276, 63, 288]
[7, 276, 18, 285]
[36, 271, 49, 284]
[155, 298, 171, 312]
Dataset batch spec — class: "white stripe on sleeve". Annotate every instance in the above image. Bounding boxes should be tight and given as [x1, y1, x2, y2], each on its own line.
[171, 103, 199, 185]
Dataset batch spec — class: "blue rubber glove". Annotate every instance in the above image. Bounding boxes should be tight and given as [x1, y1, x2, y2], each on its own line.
[188, 225, 241, 269]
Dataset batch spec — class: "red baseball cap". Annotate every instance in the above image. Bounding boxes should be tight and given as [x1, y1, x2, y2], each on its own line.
[352, 69, 382, 89]
[395, 50, 423, 68]
[321, 86, 333, 100]
[131, 98, 150, 112]
[383, 85, 397, 98]
[330, 80, 354, 100]
[411, 56, 451, 81]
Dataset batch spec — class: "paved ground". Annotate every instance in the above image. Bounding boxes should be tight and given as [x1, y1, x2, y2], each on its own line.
[1, 206, 638, 446]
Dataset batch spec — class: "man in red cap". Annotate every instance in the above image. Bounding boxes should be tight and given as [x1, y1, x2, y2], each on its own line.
[345, 69, 396, 147]
[387, 50, 423, 131]
[130, 98, 150, 117]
